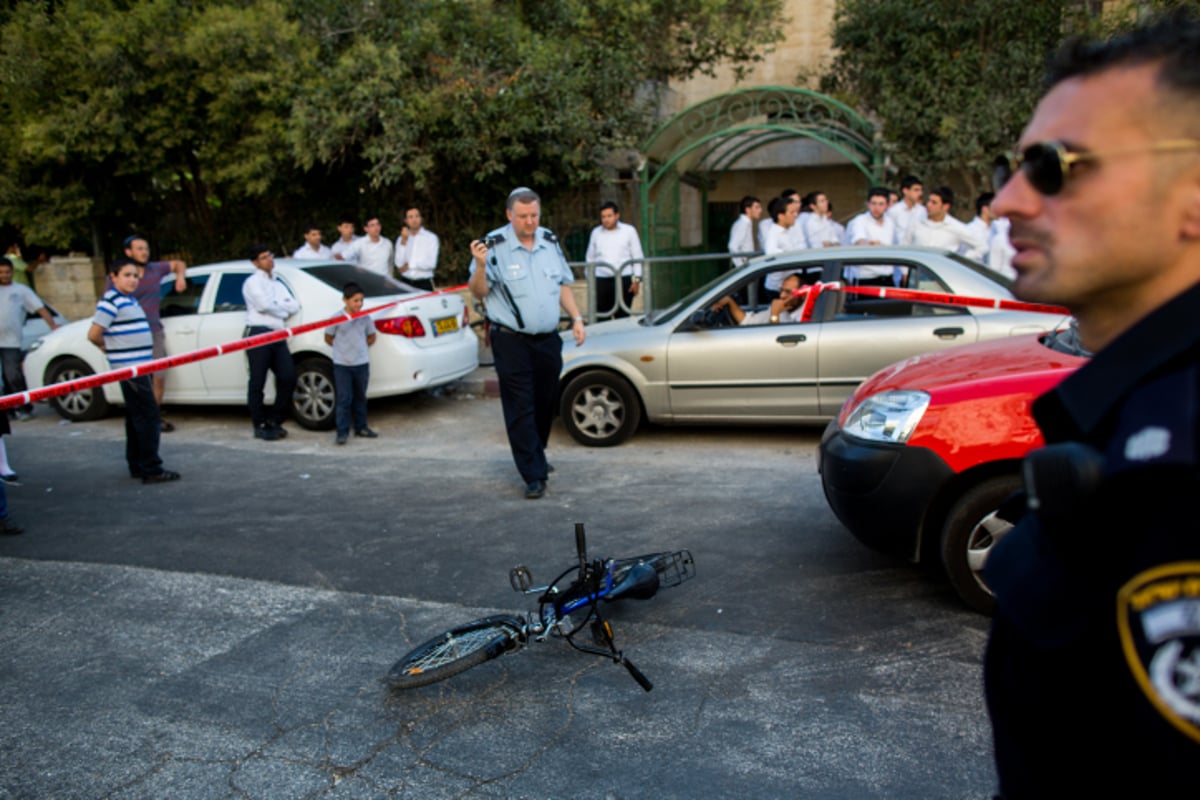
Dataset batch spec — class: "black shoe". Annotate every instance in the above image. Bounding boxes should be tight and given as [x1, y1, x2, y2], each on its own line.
[143, 470, 181, 484]
[335, 433, 348, 445]
[354, 427, 378, 438]
[525, 480, 546, 499]
[254, 425, 282, 441]
[160, 420, 176, 433]
[0, 472, 18, 485]
[267, 422, 288, 439]
[546, 463, 555, 474]
[0, 517, 23, 535]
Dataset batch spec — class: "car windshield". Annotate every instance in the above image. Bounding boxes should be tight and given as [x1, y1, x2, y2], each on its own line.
[943, 252, 1013, 291]
[1042, 320, 1092, 358]
[299, 264, 416, 298]
[643, 270, 740, 326]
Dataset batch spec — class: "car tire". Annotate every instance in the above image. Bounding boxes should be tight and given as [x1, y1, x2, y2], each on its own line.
[939, 474, 1021, 615]
[46, 357, 110, 422]
[560, 371, 642, 447]
[293, 357, 335, 431]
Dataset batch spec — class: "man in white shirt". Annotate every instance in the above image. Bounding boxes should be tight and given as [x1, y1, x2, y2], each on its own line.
[330, 217, 359, 263]
[394, 207, 439, 291]
[241, 245, 301, 441]
[965, 193, 995, 261]
[845, 187, 900, 285]
[763, 195, 805, 295]
[339, 217, 392, 278]
[0, 257, 58, 418]
[886, 175, 927, 243]
[903, 186, 987, 261]
[292, 224, 332, 260]
[988, 217, 1017, 280]
[727, 195, 762, 267]
[585, 202, 644, 319]
[710, 272, 808, 326]
[803, 191, 841, 248]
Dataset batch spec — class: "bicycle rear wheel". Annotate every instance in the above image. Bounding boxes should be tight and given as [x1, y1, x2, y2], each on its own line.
[387, 615, 524, 689]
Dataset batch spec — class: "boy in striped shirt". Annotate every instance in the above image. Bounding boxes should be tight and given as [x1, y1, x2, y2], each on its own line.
[87, 257, 180, 484]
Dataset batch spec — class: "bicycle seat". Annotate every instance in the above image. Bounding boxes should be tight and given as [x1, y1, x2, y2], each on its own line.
[606, 563, 660, 601]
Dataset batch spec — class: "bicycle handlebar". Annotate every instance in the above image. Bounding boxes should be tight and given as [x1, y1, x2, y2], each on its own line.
[622, 656, 653, 692]
[575, 522, 587, 573]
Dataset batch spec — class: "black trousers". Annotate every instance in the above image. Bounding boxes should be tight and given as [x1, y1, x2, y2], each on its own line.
[120, 375, 163, 476]
[595, 276, 636, 319]
[489, 326, 562, 483]
[403, 276, 435, 292]
[245, 331, 296, 428]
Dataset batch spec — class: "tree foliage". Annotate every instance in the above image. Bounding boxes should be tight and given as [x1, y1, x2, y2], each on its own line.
[821, 0, 1069, 198]
[0, 0, 783, 267]
[821, 0, 1200, 200]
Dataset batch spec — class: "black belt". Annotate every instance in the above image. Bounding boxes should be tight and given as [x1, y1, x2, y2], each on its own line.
[490, 322, 557, 339]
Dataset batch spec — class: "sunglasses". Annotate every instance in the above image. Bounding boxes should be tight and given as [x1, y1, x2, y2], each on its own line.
[993, 139, 1200, 196]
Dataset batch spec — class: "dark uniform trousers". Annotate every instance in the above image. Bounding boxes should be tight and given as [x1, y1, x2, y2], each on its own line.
[489, 326, 562, 483]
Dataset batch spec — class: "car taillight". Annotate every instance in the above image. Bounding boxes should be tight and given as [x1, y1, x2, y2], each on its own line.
[375, 316, 426, 338]
[462, 305, 470, 329]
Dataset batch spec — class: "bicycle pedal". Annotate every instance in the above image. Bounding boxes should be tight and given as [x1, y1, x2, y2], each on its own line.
[509, 565, 533, 592]
[591, 619, 614, 647]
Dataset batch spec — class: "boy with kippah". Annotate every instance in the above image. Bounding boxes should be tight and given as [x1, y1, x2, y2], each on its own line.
[324, 282, 377, 445]
[87, 257, 180, 483]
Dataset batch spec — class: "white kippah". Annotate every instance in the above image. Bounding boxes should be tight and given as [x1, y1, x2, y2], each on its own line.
[509, 186, 533, 198]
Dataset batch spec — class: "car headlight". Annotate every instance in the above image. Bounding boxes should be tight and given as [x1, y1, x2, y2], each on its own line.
[842, 390, 931, 444]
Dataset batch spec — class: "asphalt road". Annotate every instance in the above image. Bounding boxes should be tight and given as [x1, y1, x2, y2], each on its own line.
[0, 380, 996, 799]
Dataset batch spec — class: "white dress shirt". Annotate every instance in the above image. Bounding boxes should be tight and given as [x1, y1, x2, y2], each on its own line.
[728, 213, 757, 266]
[844, 212, 899, 283]
[395, 227, 439, 281]
[292, 243, 332, 260]
[585, 221, 644, 278]
[763, 223, 807, 291]
[242, 269, 300, 330]
[886, 201, 927, 244]
[988, 218, 1017, 280]
[346, 236, 393, 277]
[965, 217, 991, 264]
[331, 236, 359, 263]
[803, 214, 839, 248]
[903, 216, 987, 262]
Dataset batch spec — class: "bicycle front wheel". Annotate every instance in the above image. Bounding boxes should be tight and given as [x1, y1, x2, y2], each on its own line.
[387, 615, 524, 689]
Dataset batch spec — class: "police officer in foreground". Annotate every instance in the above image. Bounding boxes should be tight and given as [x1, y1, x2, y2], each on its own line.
[984, 10, 1200, 796]
[469, 188, 586, 499]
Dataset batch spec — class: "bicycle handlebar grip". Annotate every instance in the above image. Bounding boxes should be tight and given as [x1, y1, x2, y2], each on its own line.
[575, 522, 587, 568]
[623, 656, 653, 692]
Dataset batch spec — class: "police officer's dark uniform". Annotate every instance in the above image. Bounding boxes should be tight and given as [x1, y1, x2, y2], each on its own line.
[985, 279, 1200, 796]
[471, 223, 576, 493]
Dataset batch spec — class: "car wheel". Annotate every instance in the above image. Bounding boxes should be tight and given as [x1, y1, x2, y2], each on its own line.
[939, 474, 1021, 615]
[293, 358, 335, 431]
[560, 371, 642, 447]
[46, 357, 111, 422]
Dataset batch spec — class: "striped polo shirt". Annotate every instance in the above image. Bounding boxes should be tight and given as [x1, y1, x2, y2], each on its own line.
[92, 288, 153, 366]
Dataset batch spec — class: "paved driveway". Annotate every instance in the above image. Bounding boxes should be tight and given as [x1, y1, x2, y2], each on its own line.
[0, 386, 995, 799]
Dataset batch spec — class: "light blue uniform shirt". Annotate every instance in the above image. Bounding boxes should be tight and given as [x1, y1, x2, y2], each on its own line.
[470, 224, 573, 335]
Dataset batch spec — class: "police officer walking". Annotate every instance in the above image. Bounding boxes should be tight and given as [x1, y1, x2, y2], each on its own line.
[984, 10, 1200, 797]
[470, 187, 586, 499]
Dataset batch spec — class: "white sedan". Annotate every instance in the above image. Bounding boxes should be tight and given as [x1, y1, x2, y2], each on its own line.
[23, 259, 479, 429]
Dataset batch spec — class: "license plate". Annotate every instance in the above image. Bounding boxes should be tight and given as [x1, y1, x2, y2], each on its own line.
[433, 315, 459, 336]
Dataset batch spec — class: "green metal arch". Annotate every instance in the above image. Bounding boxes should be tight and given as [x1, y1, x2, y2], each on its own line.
[637, 86, 884, 255]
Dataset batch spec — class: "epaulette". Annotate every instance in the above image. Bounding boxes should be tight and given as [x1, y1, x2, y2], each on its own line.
[542, 231, 558, 244]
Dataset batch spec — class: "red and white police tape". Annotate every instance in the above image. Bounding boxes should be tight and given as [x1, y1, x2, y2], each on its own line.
[0, 283, 469, 413]
[792, 282, 1069, 322]
[1, 281, 1068, 414]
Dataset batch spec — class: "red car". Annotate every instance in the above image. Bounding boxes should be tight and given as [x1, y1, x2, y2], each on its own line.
[818, 327, 1089, 613]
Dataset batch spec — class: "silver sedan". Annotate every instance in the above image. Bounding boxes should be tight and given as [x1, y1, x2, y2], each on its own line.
[559, 247, 1069, 446]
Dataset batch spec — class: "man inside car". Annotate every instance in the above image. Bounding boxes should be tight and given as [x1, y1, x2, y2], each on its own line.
[709, 272, 808, 326]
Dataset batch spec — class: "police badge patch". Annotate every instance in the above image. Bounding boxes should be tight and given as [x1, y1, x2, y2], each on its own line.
[1117, 562, 1200, 744]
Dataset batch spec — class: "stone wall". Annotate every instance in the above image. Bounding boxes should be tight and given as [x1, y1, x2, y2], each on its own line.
[36, 254, 103, 322]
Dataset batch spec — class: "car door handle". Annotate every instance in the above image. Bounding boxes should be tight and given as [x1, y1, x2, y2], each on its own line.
[933, 327, 964, 338]
[776, 334, 807, 345]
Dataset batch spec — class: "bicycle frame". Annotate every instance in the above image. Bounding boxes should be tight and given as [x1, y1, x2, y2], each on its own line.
[388, 524, 693, 692]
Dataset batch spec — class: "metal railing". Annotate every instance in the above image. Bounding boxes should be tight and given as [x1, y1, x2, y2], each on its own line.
[569, 251, 761, 323]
